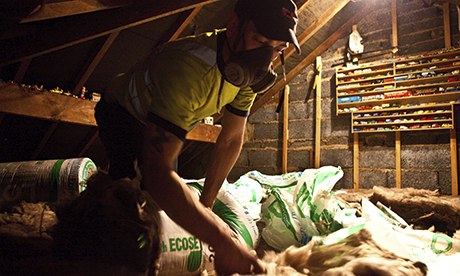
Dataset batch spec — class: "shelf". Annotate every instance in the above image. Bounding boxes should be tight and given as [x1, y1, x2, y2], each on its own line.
[336, 49, 460, 118]
[338, 62, 460, 87]
[337, 75, 460, 94]
[350, 103, 456, 133]
[395, 74, 459, 86]
[338, 81, 460, 99]
[351, 103, 452, 114]
[0, 82, 222, 143]
[395, 57, 460, 72]
[394, 48, 460, 64]
[338, 91, 460, 113]
[352, 126, 453, 133]
[0, 82, 97, 126]
[354, 112, 451, 121]
[337, 68, 394, 82]
[336, 61, 393, 75]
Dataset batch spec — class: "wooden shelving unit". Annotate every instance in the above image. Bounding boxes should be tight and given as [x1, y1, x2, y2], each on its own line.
[335, 48, 460, 195]
[336, 47, 460, 117]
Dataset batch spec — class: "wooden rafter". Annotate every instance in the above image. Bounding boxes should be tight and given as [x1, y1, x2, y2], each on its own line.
[72, 31, 120, 95]
[297, 0, 312, 13]
[13, 58, 32, 84]
[0, 0, 218, 66]
[78, 129, 99, 157]
[20, 0, 131, 23]
[155, 7, 203, 47]
[31, 122, 59, 159]
[168, 7, 203, 42]
[274, 0, 350, 67]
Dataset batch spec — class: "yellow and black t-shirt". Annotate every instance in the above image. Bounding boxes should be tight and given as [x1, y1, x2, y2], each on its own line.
[104, 29, 256, 140]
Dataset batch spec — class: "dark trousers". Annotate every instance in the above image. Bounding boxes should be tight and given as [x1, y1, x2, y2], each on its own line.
[95, 99, 144, 180]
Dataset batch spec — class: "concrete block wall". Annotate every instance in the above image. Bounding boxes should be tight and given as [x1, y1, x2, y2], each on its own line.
[229, 0, 459, 194]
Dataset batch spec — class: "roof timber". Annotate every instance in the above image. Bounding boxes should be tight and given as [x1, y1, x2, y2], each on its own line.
[20, 0, 131, 23]
[0, 0, 218, 66]
[71, 31, 120, 95]
[158, 7, 203, 45]
[69, 6, 202, 96]
[274, 0, 350, 68]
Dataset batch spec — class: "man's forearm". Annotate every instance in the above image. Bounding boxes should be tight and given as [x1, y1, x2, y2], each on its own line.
[200, 134, 243, 207]
[141, 122, 233, 248]
[143, 166, 232, 247]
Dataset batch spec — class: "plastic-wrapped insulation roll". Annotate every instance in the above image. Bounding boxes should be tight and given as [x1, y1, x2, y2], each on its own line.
[0, 158, 97, 210]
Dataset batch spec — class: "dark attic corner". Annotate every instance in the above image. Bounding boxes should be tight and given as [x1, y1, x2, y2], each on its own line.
[1, 0, 460, 275]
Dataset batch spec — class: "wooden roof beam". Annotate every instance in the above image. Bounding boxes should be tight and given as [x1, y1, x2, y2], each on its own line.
[274, 0, 350, 67]
[20, 0, 132, 23]
[0, 0, 219, 66]
[71, 5, 201, 97]
[157, 6, 203, 46]
[72, 31, 120, 95]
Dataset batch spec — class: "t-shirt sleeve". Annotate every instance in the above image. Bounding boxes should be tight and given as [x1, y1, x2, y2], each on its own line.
[226, 86, 257, 117]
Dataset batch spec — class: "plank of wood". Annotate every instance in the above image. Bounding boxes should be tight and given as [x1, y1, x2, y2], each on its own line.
[185, 123, 222, 143]
[314, 56, 322, 169]
[0, 0, 218, 66]
[0, 83, 97, 126]
[353, 133, 359, 190]
[0, 83, 222, 143]
[31, 122, 59, 159]
[395, 131, 401, 189]
[450, 129, 458, 196]
[78, 128, 99, 157]
[444, 2, 452, 48]
[274, 0, 350, 67]
[391, 0, 398, 51]
[169, 7, 202, 42]
[13, 58, 32, 84]
[20, 0, 130, 23]
[72, 31, 119, 95]
[282, 85, 290, 174]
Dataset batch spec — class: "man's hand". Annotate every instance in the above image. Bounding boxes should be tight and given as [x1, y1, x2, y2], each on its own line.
[203, 207, 265, 275]
[214, 238, 265, 275]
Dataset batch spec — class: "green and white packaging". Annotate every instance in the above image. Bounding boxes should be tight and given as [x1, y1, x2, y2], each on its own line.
[157, 179, 260, 275]
[258, 166, 345, 251]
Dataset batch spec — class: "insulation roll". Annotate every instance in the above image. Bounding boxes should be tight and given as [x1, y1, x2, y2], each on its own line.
[0, 158, 97, 210]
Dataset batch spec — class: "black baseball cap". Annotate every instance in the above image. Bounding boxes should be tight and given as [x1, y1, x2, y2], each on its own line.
[234, 0, 301, 53]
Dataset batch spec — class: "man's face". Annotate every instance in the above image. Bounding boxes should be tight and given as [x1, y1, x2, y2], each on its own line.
[239, 20, 289, 61]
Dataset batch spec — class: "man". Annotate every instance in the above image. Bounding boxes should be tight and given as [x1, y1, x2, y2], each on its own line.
[95, 0, 300, 274]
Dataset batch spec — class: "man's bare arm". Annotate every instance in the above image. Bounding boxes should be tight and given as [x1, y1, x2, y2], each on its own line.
[141, 121, 263, 275]
[200, 110, 247, 208]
